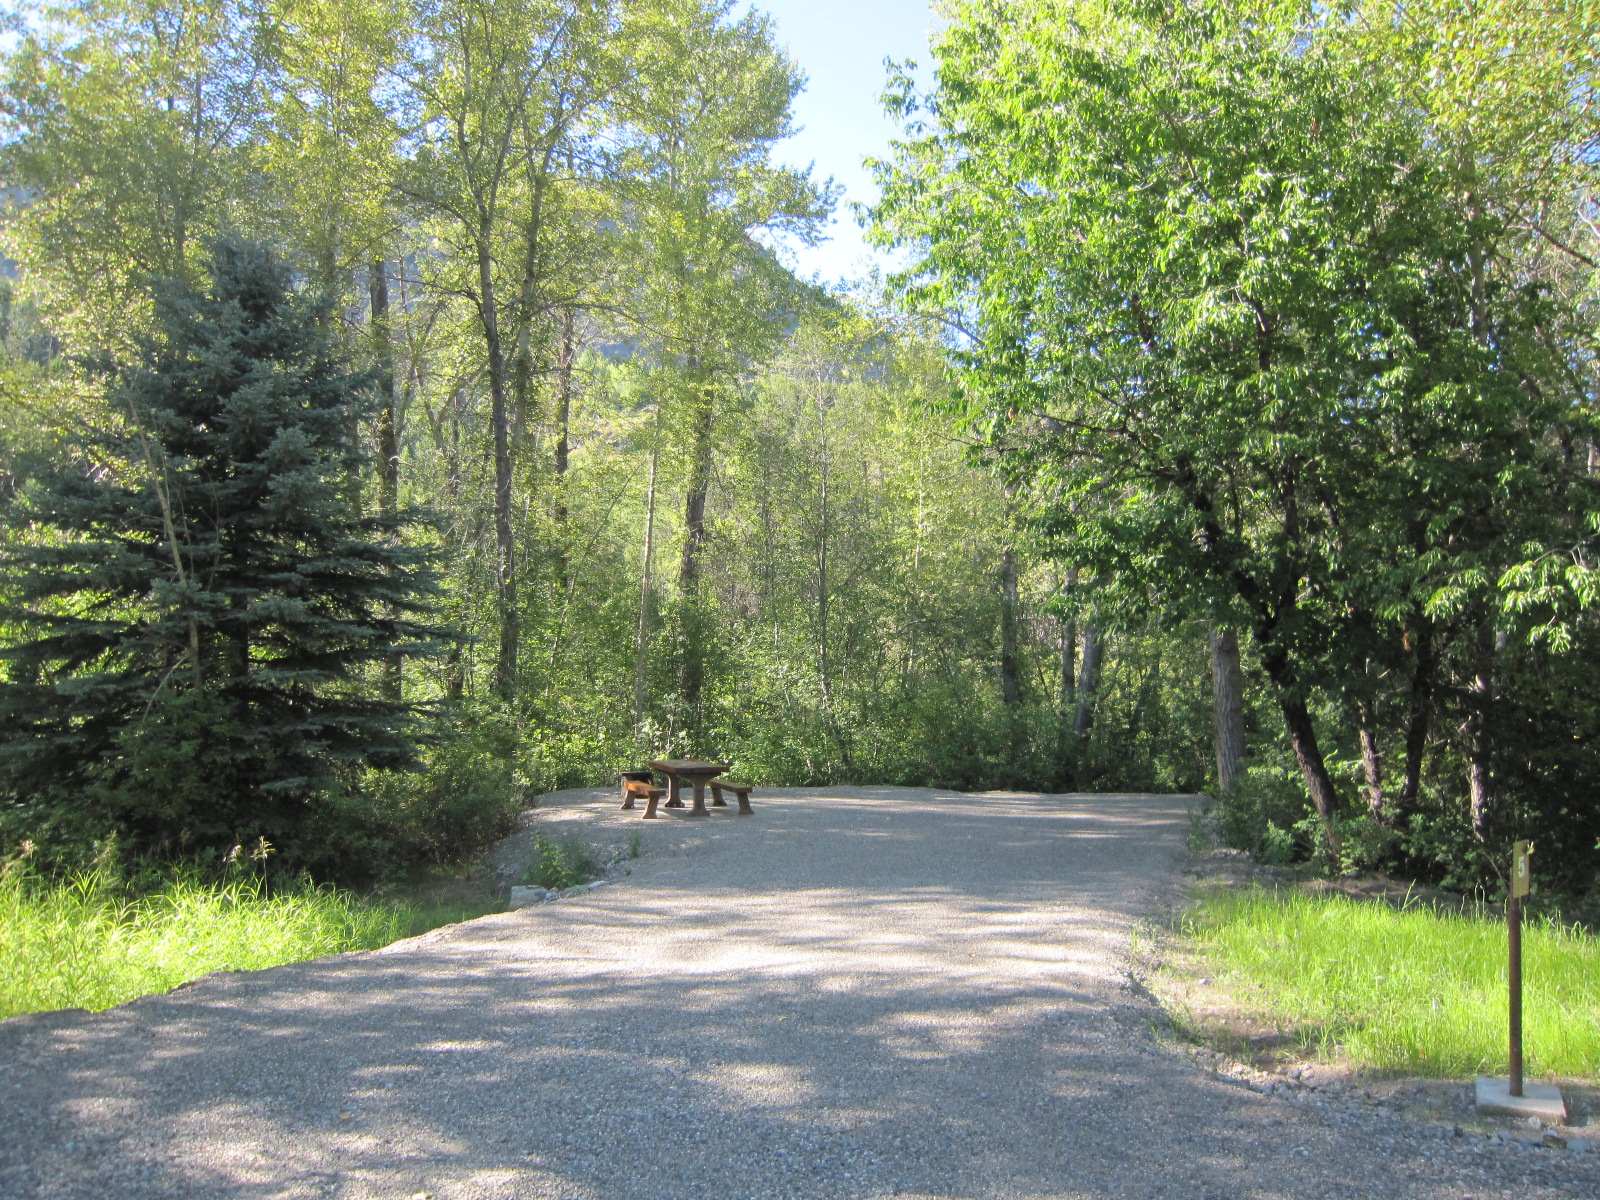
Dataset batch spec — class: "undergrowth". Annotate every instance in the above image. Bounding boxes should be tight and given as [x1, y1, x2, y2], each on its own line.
[1174, 886, 1600, 1079]
[524, 836, 602, 891]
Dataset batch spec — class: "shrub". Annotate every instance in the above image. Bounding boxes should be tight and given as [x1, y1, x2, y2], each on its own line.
[305, 713, 522, 884]
[524, 836, 601, 891]
[1213, 763, 1315, 861]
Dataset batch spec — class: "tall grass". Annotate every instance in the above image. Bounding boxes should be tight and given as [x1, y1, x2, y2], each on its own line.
[1178, 887, 1600, 1078]
[0, 863, 489, 1020]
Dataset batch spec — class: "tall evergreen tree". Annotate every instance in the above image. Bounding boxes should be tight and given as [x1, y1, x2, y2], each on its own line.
[0, 238, 450, 860]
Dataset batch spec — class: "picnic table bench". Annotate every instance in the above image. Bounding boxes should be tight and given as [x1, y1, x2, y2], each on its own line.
[709, 780, 755, 814]
[619, 778, 666, 819]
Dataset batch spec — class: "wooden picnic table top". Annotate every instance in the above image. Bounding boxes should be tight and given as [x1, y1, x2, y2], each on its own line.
[646, 758, 731, 775]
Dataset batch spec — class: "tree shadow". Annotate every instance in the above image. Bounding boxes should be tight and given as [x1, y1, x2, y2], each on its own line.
[1, 790, 1586, 1199]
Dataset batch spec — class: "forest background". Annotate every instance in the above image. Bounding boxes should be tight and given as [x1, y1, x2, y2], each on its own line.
[0, 0, 1596, 920]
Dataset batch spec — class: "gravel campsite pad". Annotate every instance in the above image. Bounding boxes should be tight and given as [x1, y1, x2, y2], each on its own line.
[1, 786, 1595, 1199]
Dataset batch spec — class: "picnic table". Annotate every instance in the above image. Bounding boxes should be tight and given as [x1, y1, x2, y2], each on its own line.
[647, 759, 731, 818]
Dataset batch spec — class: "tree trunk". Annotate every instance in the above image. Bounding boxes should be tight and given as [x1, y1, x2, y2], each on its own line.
[126, 398, 203, 689]
[1358, 705, 1386, 823]
[371, 260, 400, 516]
[1059, 613, 1077, 710]
[816, 391, 831, 703]
[1399, 614, 1434, 811]
[1210, 624, 1247, 794]
[633, 441, 659, 742]
[370, 258, 401, 703]
[478, 230, 517, 701]
[443, 388, 464, 503]
[1259, 641, 1343, 857]
[1058, 567, 1078, 710]
[999, 547, 1021, 705]
[677, 381, 713, 725]
[1277, 694, 1344, 858]
[1073, 623, 1102, 735]
[551, 306, 575, 587]
[1466, 623, 1502, 840]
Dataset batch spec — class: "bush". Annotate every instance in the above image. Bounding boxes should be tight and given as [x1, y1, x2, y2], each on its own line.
[298, 712, 522, 885]
[1213, 763, 1316, 861]
[1336, 813, 1403, 873]
[524, 836, 601, 891]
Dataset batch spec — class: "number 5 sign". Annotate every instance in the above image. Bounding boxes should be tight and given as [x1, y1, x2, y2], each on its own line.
[1510, 839, 1533, 899]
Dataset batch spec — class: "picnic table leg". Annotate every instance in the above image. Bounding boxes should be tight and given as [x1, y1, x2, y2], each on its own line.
[643, 789, 661, 819]
[664, 775, 684, 808]
[690, 779, 709, 817]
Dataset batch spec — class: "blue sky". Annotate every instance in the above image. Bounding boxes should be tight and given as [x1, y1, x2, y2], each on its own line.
[737, 0, 939, 284]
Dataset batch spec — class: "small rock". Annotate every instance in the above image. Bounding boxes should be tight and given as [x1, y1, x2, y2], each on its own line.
[1542, 1132, 1567, 1149]
[1524, 1116, 1544, 1130]
[509, 886, 549, 909]
[587, 880, 609, 891]
[1568, 1137, 1595, 1153]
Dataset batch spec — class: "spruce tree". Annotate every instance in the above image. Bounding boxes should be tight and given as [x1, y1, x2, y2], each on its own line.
[0, 238, 450, 861]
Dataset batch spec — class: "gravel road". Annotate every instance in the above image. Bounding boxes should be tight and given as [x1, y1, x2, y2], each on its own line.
[2, 786, 1595, 1199]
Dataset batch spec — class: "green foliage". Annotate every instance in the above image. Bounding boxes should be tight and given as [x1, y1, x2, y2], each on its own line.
[302, 713, 522, 884]
[1176, 887, 1600, 1079]
[1, 0, 1591, 920]
[872, 0, 1600, 891]
[0, 0, 267, 347]
[524, 836, 601, 891]
[1214, 765, 1315, 865]
[512, 310, 1221, 798]
[0, 854, 490, 1020]
[0, 238, 451, 868]
[1336, 816, 1403, 876]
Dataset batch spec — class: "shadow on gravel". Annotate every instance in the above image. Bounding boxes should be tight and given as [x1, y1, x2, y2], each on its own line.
[1, 790, 1589, 1200]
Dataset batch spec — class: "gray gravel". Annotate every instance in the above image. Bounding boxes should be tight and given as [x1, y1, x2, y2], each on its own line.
[2, 785, 1596, 1199]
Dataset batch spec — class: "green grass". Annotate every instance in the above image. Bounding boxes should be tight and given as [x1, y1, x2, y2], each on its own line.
[0, 863, 492, 1021]
[1176, 886, 1600, 1079]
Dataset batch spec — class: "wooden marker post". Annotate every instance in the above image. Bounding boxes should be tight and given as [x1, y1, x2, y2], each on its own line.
[1508, 839, 1532, 1098]
[1474, 839, 1563, 1121]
